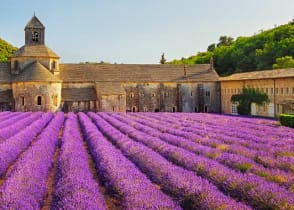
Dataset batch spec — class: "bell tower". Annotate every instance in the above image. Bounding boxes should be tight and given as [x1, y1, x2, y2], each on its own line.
[25, 15, 45, 45]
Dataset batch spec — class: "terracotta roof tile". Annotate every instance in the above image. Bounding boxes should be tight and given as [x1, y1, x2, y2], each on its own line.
[0, 62, 11, 83]
[59, 64, 218, 82]
[0, 90, 13, 102]
[12, 45, 59, 58]
[96, 82, 125, 95]
[220, 68, 294, 81]
[62, 88, 97, 101]
[13, 61, 60, 82]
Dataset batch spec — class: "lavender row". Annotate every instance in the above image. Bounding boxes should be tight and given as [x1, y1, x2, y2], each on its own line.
[0, 112, 42, 143]
[52, 112, 107, 210]
[0, 111, 16, 121]
[154, 113, 294, 172]
[79, 112, 181, 210]
[0, 112, 31, 129]
[89, 112, 251, 210]
[0, 112, 64, 210]
[118, 113, 294, 189]
[164, 113, 294, 147]
[101, 113, 294, 209]
[0, 112, 53, 176]
[132, 113, 294, 173]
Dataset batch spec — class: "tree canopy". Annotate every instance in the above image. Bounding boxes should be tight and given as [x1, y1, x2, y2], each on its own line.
[168, 20, 294, 75]
[0, 38, 17, 62]
[231, 87, 269, 115]
[160, 53, 166, 64]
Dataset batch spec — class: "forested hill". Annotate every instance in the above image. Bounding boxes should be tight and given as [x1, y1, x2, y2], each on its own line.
[168, 20, 294, 76]
[0, 38, 17, 62]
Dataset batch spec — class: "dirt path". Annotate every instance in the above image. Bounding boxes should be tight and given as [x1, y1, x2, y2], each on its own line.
[80, 123, 123, 210]
[41, 128, 62, 210]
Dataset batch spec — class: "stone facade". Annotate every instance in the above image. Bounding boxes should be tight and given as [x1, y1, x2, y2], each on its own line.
[220, 70, 294, 117]
[1, 15, 293, 116]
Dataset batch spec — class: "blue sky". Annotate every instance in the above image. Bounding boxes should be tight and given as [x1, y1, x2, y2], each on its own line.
[0, 0, 293, 64]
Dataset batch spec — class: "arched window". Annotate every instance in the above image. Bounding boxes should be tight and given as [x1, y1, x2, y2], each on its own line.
[51, 61, 56, 70]
[32, 31, 39, 42]
[132, 106, 136, 112]
[20, 96, 25, 106]
[37, 96, 42, 105]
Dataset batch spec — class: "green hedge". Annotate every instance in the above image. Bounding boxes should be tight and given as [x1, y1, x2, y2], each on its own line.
[279, 114, 294, 128]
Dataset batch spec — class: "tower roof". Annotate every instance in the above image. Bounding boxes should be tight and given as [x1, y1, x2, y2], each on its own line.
[14, 61, 60, 82]
[12, 45, 59, 58]
[25, 15, 45, 30]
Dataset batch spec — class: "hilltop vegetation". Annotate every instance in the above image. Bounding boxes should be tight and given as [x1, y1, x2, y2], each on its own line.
[0, 38, 17, 62]
[169, 19, 294, 75]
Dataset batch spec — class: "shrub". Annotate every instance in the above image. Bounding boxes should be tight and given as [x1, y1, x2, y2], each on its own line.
[279, 114, 294, 128]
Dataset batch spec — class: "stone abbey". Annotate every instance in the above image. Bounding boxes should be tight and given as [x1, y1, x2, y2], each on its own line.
[0, 16, 293, 116]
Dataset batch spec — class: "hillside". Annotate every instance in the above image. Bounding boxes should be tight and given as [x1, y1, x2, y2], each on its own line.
[0, 38, 17, 62]
[169, 19, 294, 76]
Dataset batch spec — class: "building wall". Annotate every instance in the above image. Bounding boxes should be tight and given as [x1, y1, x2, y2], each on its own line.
[98, 95, 126, 112]
[12, 82, 61, 112]
[179, 82, 220, 113]
[221, 78, 294, 117]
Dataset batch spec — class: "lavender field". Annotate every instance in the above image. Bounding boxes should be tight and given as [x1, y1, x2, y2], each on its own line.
[0, 111, 293, 210]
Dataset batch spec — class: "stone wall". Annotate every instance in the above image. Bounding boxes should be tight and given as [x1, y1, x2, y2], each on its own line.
[12, 81, 61, 112]
[98, 95, 126, 112]
[220, 78, 294, 117]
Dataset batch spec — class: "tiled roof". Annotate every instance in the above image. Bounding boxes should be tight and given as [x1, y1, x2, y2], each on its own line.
[62, 88, 97, 101]
[12, 45, 59, 58]
[0, 90, 13, 102]
[0, 62, 11, 83]
[25, 15, 45, 29]
[60, 64, 219, 82]
[13, 61, 60, 82]
[220, 68, 294, 81]
[96, 82, 125, 95]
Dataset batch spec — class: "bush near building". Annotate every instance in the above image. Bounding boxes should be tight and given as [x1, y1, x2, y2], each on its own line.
[279, 114, 294, 128]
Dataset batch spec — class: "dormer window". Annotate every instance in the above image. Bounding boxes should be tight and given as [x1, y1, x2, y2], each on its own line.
[32, 31, 39, 42]
[51, 61, 56, 70]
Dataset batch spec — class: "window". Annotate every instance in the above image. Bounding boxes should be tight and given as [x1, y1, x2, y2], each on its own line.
[53, 95, 58, 106]
[205, 91, 210, 97]
[190, 91, 193, 96]
[132, 106, 136, 112]
[172, 106, 177, 112]
[275, 88, 279, 95]
[271, 88, 274, 95]
[112, 106, 115, 112]
[281, 88, 284, 95]
[20, 96, 25, 106]
[37, 96, 42, 105]
[152, 93, 156, 97]
[32, 31, 39, 42]
[130, 92, 134, 98]
[286, 88, 289, 95]
[143, 107, 148, 112]
[51, 61, 56, 70]
[231, 102, 238, 114]
[266, 88, 269, 94]
[292, 87, 294, 95]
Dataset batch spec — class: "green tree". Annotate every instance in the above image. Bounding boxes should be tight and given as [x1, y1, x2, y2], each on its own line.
[217, 36, 234, 47]
[272, 56, 294, 69]
[160, 53, 166, 64]
[0, 38, 17, 62]
[231, 87, 269, 115]
[207, 43, 216, 52]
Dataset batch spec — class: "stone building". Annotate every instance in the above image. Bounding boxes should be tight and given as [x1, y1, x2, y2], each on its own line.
[0, 15, 221, 113]
[220, 69, 294, 117]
